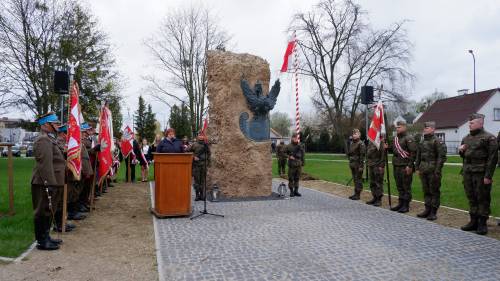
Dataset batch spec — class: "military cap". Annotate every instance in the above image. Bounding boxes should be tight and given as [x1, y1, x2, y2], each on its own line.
[396, 120, 407, 126]
[81, 122, 91, 131]
[58, 124, 68, 133]
[36, 112, 60, 125]
[423, 121, 436, 128]
[469, 113, 485, 120]
[352, 128, 360, 134]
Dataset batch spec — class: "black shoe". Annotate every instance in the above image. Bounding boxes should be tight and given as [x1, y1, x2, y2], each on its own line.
[397, 200, 409, 213]
[426, 208, 437, 221]
[373, 196, 382, 207]
[476, 216, 488, 235]
[36, 238, 59, 251]
[390, 200, 403, 211]
[366, 197, 377, 205]
[53, 224, 74, 233]
[195, 197, 202, 201]
[294, 188, 301, 197]
[461, 214, 478, 231]
[417, 205, 431, 218]
[78, 204, 90, 213]
[68, 212, 86, 220]
[289, 189, 295, 197]
[48, 235, 63, 245]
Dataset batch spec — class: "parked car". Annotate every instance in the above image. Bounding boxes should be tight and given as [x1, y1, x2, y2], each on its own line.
[2, 146, 21, 157]
[26, 145, 34, 157]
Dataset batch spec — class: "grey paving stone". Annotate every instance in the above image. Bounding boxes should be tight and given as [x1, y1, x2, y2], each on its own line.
[155, 180, 500, 281]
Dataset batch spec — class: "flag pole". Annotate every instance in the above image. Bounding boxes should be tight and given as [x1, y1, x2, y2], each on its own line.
[379, 85, 392, 208]
[292, 32, 300, 141]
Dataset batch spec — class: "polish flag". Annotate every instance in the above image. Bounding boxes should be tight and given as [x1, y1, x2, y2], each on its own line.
[121, 125, 134, 158]
[97, 104, 113, 185]
[67, 81, 81, 179]
[367, 101, 386, 149]
[280, 36, 297, 72]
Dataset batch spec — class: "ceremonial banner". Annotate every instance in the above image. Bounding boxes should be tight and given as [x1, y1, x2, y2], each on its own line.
[121, 125, 134, 158]
[367, 101, 386, 149]
[280, 36, 296, 72]
[97, 104, 113, 185]
[67, 81, 81, 179]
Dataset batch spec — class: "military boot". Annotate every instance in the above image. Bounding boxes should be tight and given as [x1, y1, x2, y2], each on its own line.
[476, 216, 488, 235]
[390, 199, 403, 211]
[461, 214, 478, 231]
[67, 203, 86, 220]
[45, 217, 62, 245]
[294, 187, 302, 197]
[37, 217, 59, 251]
[349, 191, 360, 200]
[426, 207, 437, 221]
[366, 196, 377, 205]
[373, 196, 382, 207]
[397, 200, 409, 213]
[289, 186, 295, 197]
[417, 205, 431, 218]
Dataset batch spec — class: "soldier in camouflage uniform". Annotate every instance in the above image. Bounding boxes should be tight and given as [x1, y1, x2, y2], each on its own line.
[286, 133, 305, 197]
[186, 135, 210, 201]
[459, 113, 498, 235]
[390, 120, 417, 213]
[348, 129, 365, 200]
[366, 135, 385, 206]
[276, 140, 287, 176]
[415, 121, 447, 221]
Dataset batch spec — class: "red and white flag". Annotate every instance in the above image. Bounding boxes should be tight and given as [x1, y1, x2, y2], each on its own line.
[121, 125, 134, 158]
[280, 36, 297, 72]
[67, 81, 81, 180]
[97, 104, 113, 185]
[367, 101, 386, 149]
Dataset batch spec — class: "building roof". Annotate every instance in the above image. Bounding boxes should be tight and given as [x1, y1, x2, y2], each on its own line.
[270, 128, 283, 138]
[416, 88, 498, 129]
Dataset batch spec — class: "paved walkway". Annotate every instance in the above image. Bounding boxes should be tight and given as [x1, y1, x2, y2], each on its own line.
[153, 180, 500, 281]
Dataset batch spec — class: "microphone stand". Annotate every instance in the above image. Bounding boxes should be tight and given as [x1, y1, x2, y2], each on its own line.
[190, 142, 224, 220]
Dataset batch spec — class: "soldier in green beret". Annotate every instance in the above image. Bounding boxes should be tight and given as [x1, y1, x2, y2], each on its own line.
[348, 129, 366, 200]
[415, 121, 447, 220]
[286, 133, 305, 197]
[31, 112, 65, 250]
[390, 120, 417, 213]
[459, 113, 498, 235]
[186, 135, 210, 201]
[276, 140, 287, 176]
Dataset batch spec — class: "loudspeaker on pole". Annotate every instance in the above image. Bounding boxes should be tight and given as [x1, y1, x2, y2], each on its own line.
[360, 86, 374, 105]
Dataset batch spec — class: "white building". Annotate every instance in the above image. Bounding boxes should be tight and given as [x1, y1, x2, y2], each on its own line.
[415, 88, 500, 154]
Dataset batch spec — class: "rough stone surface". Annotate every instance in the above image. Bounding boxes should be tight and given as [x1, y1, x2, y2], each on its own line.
[206, 50, 272, 197]
[154, 180, 500, 281]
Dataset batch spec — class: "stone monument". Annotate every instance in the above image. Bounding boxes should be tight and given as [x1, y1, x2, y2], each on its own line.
[206, 50, 280, 198]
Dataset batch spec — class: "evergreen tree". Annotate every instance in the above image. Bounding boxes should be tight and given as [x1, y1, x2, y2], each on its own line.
[134, 96, 147, 141]
[144, 104, 157, 142]
[169, 103, 191, 139]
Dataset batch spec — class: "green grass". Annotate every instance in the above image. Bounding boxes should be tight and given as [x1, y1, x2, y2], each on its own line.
[272, 159, 500, 216]
[0, 157, 152, 258]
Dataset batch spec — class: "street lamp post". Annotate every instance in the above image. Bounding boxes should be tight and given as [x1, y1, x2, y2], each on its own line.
[468, 50, 476, 93]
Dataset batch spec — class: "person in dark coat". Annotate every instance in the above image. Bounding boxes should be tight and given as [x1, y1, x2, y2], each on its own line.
[156, 128, 184, 153]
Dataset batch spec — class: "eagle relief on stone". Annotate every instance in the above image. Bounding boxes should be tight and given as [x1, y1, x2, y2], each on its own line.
[239, 79, 280, 141]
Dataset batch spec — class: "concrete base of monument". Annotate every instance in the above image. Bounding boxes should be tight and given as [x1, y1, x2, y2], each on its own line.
[208, 191, 287, 203]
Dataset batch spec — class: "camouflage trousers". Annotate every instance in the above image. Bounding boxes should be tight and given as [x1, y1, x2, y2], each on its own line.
[463, 172, 491, 217]
[193, 163, 207, 196]
[350, 164, 363, 193]
[288, 165, 302, 190]
[419, 171, 441, 208]
[394, 166, 413, 201]
[31, 185, 63, 219]
[369, 165, 384, 197]
[278, 158, 287, 175]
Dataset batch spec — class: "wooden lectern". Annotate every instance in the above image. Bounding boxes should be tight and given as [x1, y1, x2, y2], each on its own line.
[151, 153, 193, 218]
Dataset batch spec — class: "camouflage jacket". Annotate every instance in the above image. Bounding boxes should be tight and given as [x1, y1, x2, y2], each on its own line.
[276, 144, 287, 159]
[392, 132, 417, 168]
[286, 142, 305, 167]
[348, 139, 365, 167]
[415, 134, 447, 174]
[366, 141, 385, 167]
[186, 141, 210, 166]
[460, 128, 498, 179]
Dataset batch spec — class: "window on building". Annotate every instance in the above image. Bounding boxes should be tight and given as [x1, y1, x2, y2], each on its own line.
[435, 133, 445, 142]
[494, 108, 500, 121]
